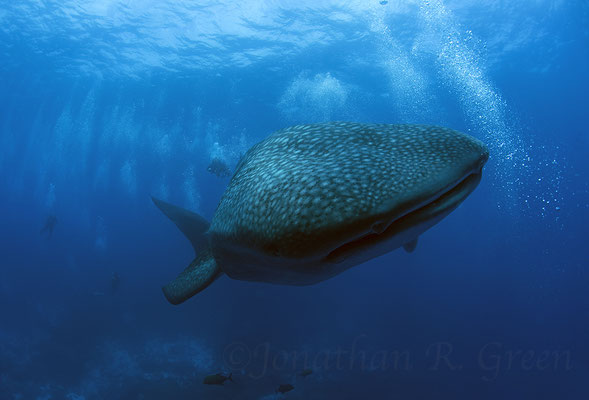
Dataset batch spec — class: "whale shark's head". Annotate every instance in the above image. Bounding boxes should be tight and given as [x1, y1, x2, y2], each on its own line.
[209, 122, 489, 284]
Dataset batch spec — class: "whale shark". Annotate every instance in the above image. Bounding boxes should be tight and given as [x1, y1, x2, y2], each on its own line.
[152, 122, 489, 304]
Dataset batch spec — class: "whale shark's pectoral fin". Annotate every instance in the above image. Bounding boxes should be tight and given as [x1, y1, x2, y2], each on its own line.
[151, 196, 210, 254]
[162, 248, 223, 305]
[402, 237, 418, 253]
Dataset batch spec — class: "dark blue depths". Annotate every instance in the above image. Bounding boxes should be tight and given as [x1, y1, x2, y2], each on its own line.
[0, 1, 588, 399]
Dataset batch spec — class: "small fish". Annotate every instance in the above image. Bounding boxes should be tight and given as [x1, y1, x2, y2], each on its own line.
[299, 368, 313, 378]
[276, 383, 294, 394]
[203, 373, 233, 385]
[380, 0, 389, 5]
[207, 157, 232, 178]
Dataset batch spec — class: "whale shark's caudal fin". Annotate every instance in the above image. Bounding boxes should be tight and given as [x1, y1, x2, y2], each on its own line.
[151, 196, 223, 305]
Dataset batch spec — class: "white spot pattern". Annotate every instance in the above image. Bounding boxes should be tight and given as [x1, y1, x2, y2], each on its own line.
[210, 122, 488, 258]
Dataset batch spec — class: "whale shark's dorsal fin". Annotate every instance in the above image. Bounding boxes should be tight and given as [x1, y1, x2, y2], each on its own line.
[151, 196, 210, 254]
[151, 196, 222, 304]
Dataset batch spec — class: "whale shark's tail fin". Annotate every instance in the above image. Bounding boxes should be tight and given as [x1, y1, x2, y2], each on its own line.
[151, 196, 223, 305]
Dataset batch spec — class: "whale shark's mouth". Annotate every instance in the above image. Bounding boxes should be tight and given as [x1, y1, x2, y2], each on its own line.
[324, 171, 483, 263]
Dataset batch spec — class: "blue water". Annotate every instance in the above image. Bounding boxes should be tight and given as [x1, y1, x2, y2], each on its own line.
[1, 1, 588, 399]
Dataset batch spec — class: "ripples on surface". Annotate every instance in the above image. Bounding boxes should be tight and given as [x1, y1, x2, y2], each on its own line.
[0, 0, 570, 220]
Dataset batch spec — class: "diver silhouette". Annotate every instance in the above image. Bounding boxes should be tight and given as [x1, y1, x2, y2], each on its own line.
[111, 272, 120, 294]
[40, 215, 57, 239]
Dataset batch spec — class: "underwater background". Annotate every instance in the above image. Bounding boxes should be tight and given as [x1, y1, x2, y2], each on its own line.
[1, 0, 588, 399]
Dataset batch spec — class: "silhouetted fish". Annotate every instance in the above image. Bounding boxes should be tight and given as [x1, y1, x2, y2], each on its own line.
[276, 383, 294, 394]
[299, 368, 313, 378]
[203, 373, 233, 385]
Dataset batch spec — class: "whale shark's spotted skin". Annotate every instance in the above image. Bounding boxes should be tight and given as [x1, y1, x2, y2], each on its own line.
[153, 121, 488, 304]
[210, 122, 487, 260]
